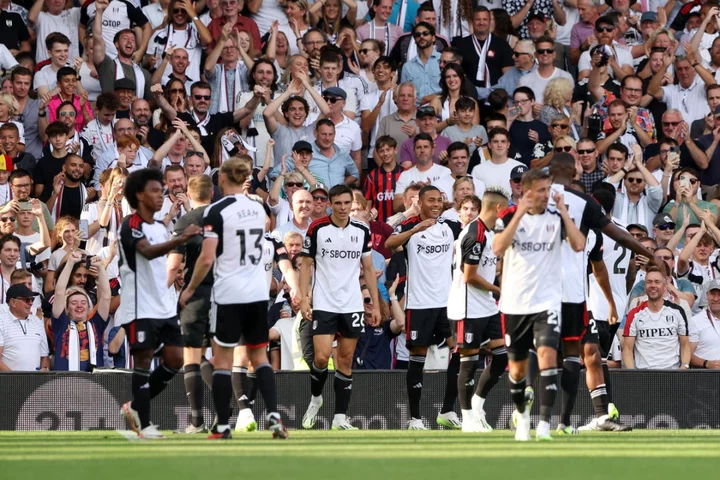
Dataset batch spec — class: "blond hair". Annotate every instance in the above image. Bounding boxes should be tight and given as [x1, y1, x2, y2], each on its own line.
[219, 157, 252, 186]
[543, 77, 573, 110]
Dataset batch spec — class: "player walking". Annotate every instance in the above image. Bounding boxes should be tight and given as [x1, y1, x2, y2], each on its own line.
[299, 185, 382, 431]
[448, 188, 510, 432]
[118, 169, 202, 439]
[180, 158, 288, 440]
[385, 185, 463, 430]
[494, 168, 586, 441]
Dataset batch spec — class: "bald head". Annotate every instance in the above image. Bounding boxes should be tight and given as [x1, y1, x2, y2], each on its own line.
[292, 189, 313, 221]
[114, 118, 136, 137]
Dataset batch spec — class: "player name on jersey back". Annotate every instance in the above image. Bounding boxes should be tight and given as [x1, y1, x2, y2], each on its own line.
[301, 217, 372, 314]
[203, 194, 270, 304]
[394, 215, 461, 310]
[448, 218, 499, 320]
[497, 206, 565, 315]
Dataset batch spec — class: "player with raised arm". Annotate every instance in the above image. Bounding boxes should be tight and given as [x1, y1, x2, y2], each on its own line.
[448, 187, 510, 433]
[493, 168, 586, 442]
[118, 169, 203, 440]
[179, 158, 288, 440]
[385, 185, 463, 430]
[299, 184, 382, 431]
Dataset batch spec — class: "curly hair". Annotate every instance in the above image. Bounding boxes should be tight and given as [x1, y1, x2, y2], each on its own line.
[543, 77, 574, 110]
[442, 0, 474, 27]
[491, 9, 516, 39]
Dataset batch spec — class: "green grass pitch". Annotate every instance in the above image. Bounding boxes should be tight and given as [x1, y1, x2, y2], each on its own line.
[1, 430, 719, 479]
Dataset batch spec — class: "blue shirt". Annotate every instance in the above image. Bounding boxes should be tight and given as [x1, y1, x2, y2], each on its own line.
[284, 142, 359, 188]
[476, 66, 537, 100]
[401, 48, 442, 100]
[367, 0, 419, 32]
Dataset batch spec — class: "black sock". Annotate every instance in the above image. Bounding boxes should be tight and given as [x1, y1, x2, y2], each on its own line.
[183, 364, 204, 427]
[149, 364, 177, 399]
[458, 355, 479, 410]
[254, 363, 278, 413]
[211, 369, 232, 428]
[560, 356, 581, 426]
[539, 368, 559, 423]
[509, 374, 526, 413]
[333, 370, 353, 415]
[247, 372, 258, 405]
[310, 362, 328, 397]
[441, 351, 460, 414]
[131, 368, 151, 429]
[476, 347, 509, 399]
[602, 361, 613, 403]
[591, 384, 609, 417]
[231, 366, 251, 410]
[200, 360, 214, 390]
[526, 350, 538, 387]
[407, 355, 425, 419]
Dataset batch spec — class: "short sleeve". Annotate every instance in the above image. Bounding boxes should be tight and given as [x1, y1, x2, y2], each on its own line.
[445, 219, 462, 240]
[495, 206, 517, 232]
[583, 197, 611, 230]
[676, 307, 688, 336]
[172, 217, 189, 255]
[589, 231, 603, 262]
[40, 330, 49, 356]
[120, 218, 146, 253]
[460, 222, 485, 266]
[202, 205, 223, 240]
[301, 221, 320, 258]
[266, 232, 289, 262]
[688, 315, 700, 343]
[128, 3, 149, 26]
[578, 51, 591, 72]
[362, 225, 372, 256]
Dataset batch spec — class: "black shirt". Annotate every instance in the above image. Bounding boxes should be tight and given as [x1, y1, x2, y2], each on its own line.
[452, 34, 514, 88]
[173, 205, 213, 286]
[58, 184, 83, 219]
[116, 109, 131, 119]
[34, 153, 69, 202]
[0, 11, 30, 52]
[178, 111, 236, 159]
[146, 127, 166, 151]
[509, 120, 552, 167]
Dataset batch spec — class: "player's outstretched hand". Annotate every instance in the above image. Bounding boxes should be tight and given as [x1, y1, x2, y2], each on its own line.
[180, 224, 202, 241]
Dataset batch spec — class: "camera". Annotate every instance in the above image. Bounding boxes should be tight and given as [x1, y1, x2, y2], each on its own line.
[591, 45, 611, 67]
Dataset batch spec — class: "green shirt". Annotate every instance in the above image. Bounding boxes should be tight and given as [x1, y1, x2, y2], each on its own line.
[663, 200, 718, 232]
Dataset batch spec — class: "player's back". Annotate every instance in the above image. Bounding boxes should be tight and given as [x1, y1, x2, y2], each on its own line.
[203, 194, 269, 304]
[498, 206, 564, 315]
[559, 188, 609, 304]
[118, 213, 175, 324]
[588, 221, 632, 319]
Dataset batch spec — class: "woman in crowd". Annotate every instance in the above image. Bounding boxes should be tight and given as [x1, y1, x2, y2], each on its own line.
[540, 78, 582, 141]
[283, 0, 313, 55]
[442, 177, 476, 223]
[433, 64, 478, 130]
[491, 9, 519, 49]
[153, 79, 188, 129]
[265, 21, 291, 75]
[78, 35, 102, 104]
[553, 135, 578, 160]
[310, 0, 357, 43]
[0, 92, 25, 148]
[44, 216, 86, 296]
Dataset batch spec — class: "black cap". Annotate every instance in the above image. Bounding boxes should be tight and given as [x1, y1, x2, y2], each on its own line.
[510, 165, 528, 181]
[6, 283, 39, 300]
[527, 12, 546, 23]
[114, 78, 136, 91]
[417, 105, 437, 118]
[292, 140, 313, 153]
[653, 213, 676, 228]
[322, 86, 347, 100]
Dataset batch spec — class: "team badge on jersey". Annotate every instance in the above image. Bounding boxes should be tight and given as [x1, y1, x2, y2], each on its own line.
[465, 333, 474, 344]
[137, 331, 145, 343]
[313, 320, 318, 330]
[472, 243, 482, 255]
[411, 331, 418, 340]
[304, 236, 312, 248]
[131, 228, 144, 238]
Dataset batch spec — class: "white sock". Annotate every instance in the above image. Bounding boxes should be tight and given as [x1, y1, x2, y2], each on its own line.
[311, 395, 322, 405]
[537, 420, 550, 433]
[461, 409, 474, 422]
[472, 394, 485, 412]
[216, 424, 229, 433]
[333, 413, 346, 423]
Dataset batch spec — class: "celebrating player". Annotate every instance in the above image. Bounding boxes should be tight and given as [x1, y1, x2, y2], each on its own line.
[180, 158, 288, 440]
[493, 168, 586, 441]
[448, 187, 510, 432]
[118, 169, 202, 439]
[385, 185, 462, 430]
[299, 184, 382, 431]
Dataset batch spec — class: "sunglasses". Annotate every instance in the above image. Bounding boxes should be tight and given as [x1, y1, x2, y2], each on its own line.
[511, 51, 530, 57]
[193, 95, 211, 101]
[536, 48, 555, 55]
[13, 297, 33, 304]
[551, 124, 569, 129]
[185, 150, 204, 158]
[173, 8, 185, 14]
[0, 216, 15, 222]
[323, 96, 340, 103]
[59, 111, 76, 117]
[596, 26, 615, 32]
[626, 177, 644, 184]
[169, 88, 185, 94]
[285, 182, 304, 188]
[359, 48, 376, 54]
[663, 121, 681, 127]
[656, 224, 675, 231]
[554, 146, 573, 153]
[511, 178, 522, 184]
[413, 31, 432, 38]
[577, 148, 596, 155]
[363, 297, 372, 304]
[313, 195, 328, 201]
[680, 176, 699, 185]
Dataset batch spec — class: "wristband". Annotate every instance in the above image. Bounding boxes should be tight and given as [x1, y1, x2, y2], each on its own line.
[703, 359, 708, 368]
[192, 16, 199, 21]
[38, 111, 46, 117]
[692, 62, 699, 68]
[682, 363, 690, 369]
[389, 296, 398, 301]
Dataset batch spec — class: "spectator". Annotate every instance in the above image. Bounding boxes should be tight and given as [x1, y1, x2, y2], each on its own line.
[492, 40, 536, 99]
[205, 23, 251, 115]
[29, 0, 81, 64]
[363, 135, 403, 223]
[310, 186, 329, 222]
[440, 177, 476, 223]
[288, 119, 357, 188]
[11, 67, 41, 159]
[471, 127, 524, 195]
[623, 266, 690, 370]
[320, 87, 362, 173]
[51, 250, 111, 371]
[357, 0, 404, 55]
[360, 56, 398, 168]
[531, 114, 573, 169]
[689, 279, 720, 369]
[393, 133, 453, 211]
[0, 93, 26, 150]
[570, 0, 599, 66]
[578, 15, 634, 82]
[577, 138, 603, 192]
[508, 86, 551, 167]
[269, 169, 310, 228]
[80, 93, 119, 159]
[274, 189, 314, 237]
[389, 3, 447, 68]
[399, 105, 451, 167]
[0, 6, 30, 56]
[0, 170, 54, 234]
[677, 222, 717, 308]
[353, 277, 402, 370]
[518, 36, 574, 105]
[0, 283, 48, 371]
[663, 167, 719, 230]
[442, 141, 485, 196]
[652, 214, 676, 249]
[628, 246, 697, 309]
[539, 77, 582, 141]
[610, 147, 663, 230]
[376, 82, 418, 163]
[401, 22, 442, 100]
[46, 68, 94, 132]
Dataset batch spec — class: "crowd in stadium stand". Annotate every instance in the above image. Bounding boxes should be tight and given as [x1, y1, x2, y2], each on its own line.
[1, 0, 720, 376]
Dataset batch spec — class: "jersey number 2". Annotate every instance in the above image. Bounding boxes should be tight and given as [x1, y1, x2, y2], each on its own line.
[613, 244, 628, 274]
[236, 229, 263, 266]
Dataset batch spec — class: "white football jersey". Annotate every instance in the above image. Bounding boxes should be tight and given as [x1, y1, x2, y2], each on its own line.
[624, 300, 688, 369]
[202, 194, 270, 304]
[588, 220, 632, 321]
[448, 218, 498, 320]
[497, 206, 566, 315]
